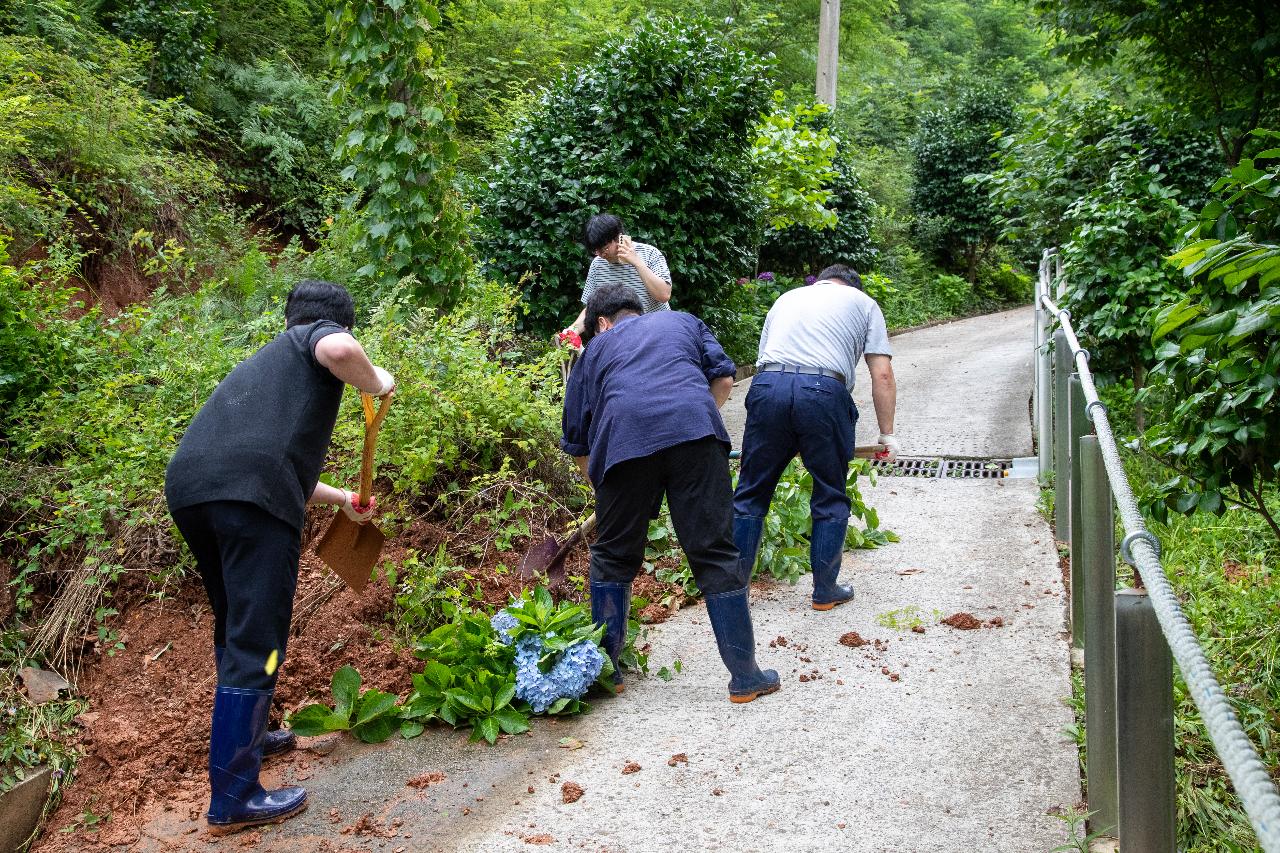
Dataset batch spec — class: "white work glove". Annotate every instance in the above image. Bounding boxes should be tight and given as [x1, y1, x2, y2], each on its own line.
[341, 490, 376, 523]
[877, 433, 901, 462]
[369, 366, 395, 397]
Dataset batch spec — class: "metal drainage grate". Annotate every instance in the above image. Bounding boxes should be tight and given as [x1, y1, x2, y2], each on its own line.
[872, 457, 1012, 479]
[873, 457, 943, 477]
[943, 459, 1012, 479]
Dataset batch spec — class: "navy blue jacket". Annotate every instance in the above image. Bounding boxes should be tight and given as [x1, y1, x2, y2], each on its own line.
[561, 311, 735, 486]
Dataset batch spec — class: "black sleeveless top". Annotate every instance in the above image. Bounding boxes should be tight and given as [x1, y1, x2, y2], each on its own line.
[165, 321, 346, 531]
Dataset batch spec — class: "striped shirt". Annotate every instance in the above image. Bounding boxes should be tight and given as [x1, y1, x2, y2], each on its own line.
[581, 242, 672, 314]
[756, 280, 892, 393]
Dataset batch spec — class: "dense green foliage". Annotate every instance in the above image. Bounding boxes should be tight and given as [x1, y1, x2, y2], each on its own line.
[330, 0, 470, 304]
[477, 17, 771, 331]
[196, 59, 342, 234]
[0, 0, 1077, 830]
[750, 95, 838, 233]
[910, 82, 1015, 281]
[1037, 0, 1280, 166]
[760, 148, 878, 276]
[1145, 145, 1280, 541]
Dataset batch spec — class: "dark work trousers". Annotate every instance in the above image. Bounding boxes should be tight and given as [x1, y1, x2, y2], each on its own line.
[591, 436, 742, 595]
[733, 371, 858, 524]
[170, 500, 302, 691]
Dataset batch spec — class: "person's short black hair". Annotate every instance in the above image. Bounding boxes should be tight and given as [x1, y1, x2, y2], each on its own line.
[582, 284, 643, 346]
[285, 279, 355, 329]
[583, 213, 625, 254]
[816, 264, 863, 291]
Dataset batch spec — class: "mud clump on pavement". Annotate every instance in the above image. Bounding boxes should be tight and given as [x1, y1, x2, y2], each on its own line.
[943, 612, 982, 630]
[839, 631, 868, 647]
[407, 771, 447, 788]
[986, 616, 1005, 628]
[561, 781, 585, 803]
[668, 753, 688, 767]
[911, 625, 926, 634]
[621, 761, 641, 775]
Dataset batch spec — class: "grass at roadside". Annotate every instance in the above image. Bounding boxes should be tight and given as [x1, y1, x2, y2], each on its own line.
[1057, 439, 1277, 851]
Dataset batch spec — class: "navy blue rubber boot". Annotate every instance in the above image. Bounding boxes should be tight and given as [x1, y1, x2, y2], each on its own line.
[214, 647, 295, 757]
[704, 587, 780, 703]
[590, 581, 631, 694]
[206, 687, 308, 834]
[732, 515, 764, 586]
[810, 519, 855, 611]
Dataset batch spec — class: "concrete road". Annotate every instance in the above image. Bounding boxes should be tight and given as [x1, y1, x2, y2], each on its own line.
[136, 305, 1079, 852]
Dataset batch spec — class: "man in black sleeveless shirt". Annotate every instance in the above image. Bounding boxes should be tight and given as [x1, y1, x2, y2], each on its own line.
[165, 280, 394, 834]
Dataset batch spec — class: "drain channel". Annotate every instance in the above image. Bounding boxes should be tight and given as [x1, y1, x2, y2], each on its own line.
[872, 457, 1012, 479]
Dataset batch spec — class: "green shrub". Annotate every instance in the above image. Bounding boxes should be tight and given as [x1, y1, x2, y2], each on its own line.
[196, 59, 342, 235]
[99, 0, 215, 97]
[1144, 146, 1280, 541]
[760, 147, 878, 276]
[973, 255, 1033, 304]
[750, 93, 838, 233]
[1059, 153, 1193, 390]
[910, 81, 1014, 280]
[933, 273, 971, 315]
[0, 27, 221, 255]
[477, 16, 772, 333]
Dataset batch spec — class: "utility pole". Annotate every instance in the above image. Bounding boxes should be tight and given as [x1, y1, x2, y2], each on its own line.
[816, 0, 839, 107]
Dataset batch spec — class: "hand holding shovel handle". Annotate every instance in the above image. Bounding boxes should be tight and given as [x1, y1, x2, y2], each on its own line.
[355, 391, 393, 511]
[314, 391, 393, 593]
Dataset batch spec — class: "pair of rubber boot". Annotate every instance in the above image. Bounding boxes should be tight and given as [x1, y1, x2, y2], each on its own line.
[734, 515, 854, 611]
[208, 648, 307, 833]
[591, 581, 780, 704]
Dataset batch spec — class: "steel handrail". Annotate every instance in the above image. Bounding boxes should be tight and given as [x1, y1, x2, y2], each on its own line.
[1035, 249, 1280, 850]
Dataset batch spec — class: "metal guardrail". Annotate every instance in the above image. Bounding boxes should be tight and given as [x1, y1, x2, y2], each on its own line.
[1033, 249, 1280, 850]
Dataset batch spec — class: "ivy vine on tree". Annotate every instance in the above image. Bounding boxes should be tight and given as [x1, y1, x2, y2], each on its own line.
[329, 0, 469, 306]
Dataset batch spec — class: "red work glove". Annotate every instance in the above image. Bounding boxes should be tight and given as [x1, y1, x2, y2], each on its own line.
[557, 328, 583, 350]
[341, 490, 376, 523]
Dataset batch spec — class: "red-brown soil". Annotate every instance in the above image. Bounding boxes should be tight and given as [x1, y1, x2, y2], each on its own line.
[838, 631, 868, 648]
[559, 781, 584, 803]
[942, 612, 982, 630]
[31, 509, 690, 851]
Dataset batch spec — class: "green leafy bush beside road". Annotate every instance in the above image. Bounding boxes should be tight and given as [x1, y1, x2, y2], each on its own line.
[1144, 145, 1280, 541]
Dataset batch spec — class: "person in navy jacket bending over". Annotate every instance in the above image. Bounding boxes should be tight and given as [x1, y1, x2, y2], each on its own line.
[561, 283, 779, 703]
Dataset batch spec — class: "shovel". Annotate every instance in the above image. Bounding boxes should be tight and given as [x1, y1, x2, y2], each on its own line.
[728, 444, 887, 461]
[520, 512, 596, 585]
[314, 392, 393, 593]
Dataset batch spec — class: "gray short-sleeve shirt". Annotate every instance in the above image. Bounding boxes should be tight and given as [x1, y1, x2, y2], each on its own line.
[581, 241, 672, 314]
[756, 280, 892, 393]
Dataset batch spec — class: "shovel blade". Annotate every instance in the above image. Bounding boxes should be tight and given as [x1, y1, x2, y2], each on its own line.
[314, 514, 386, 594]
[520, 535, 562, 580]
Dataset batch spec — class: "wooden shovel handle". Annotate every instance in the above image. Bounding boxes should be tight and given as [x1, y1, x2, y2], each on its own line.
[357, 392, 393, 507]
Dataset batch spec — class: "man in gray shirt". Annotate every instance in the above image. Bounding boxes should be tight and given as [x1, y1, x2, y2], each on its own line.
[733, 264, 899, 611]
[565, 213, 671, 335]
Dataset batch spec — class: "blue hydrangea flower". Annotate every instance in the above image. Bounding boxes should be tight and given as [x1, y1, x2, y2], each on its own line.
[512, 635, 606, 714]
[490, 610, 519, 644]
